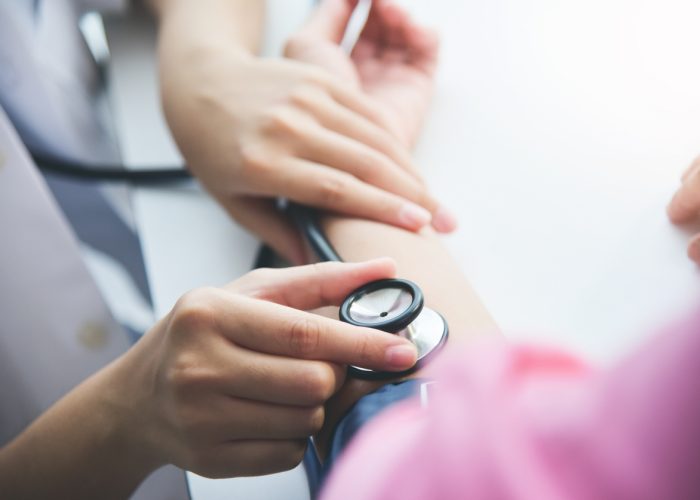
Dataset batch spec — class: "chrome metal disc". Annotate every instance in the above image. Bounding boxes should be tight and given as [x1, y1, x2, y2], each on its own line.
[347, 286, 413, 325]
[340, 279, 423, 333]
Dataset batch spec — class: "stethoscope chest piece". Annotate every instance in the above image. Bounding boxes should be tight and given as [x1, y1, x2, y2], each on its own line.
[340, 279, 423, 332]
[340, 278, 449, 379]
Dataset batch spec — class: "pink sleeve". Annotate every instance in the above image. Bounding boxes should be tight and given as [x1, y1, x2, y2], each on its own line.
[320, 311, 700, 500]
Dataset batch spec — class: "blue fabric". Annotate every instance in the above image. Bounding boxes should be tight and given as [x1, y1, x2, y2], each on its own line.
[303, 438, 323, 498]
[320, 379, 424, 492]
[43, 171, 153, 341]
[44, 172, 152, 303]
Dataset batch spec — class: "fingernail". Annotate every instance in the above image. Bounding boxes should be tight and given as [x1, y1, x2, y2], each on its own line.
[431, 206, 458, 233]
[398, 203, 431, 228]
[385, 343, 418, 369]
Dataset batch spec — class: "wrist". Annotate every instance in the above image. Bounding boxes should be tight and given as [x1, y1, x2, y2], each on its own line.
[94, 354, 165, 478]
[0, 351, 165, 499]
[154, 0, 263, 56]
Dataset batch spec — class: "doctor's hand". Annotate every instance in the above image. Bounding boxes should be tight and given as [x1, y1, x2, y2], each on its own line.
[115, 259, 416, 478]
[285, 0, 440, 150]
[668, 157, 700, 264]
[156, 3, 450, 265]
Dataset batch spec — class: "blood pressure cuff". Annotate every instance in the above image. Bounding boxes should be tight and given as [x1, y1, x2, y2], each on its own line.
[306, 379, 427, 495]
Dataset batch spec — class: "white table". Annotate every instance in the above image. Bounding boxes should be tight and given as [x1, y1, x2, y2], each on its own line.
[106, 1, 700, 498]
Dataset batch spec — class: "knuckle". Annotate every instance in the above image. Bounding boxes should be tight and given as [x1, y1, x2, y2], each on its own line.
[299, 362, 336, 403]
[288, 84, 321, 109]
[316, 174, 350, 206]
[305, 406, 325, 434]
[283, 34, 312, 58]
[238, 143, 273, 178]
[287, 317, 322, 358]
[171, 287, 218, 334]
[261, 106, 303, 137]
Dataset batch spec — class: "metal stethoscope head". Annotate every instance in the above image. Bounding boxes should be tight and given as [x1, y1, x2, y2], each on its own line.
[340, 278, 448, 379]
[287, 203, 449, 380]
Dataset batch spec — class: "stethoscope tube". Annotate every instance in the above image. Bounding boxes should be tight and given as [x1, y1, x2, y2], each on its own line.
[33, 153, 191, 184]
[287, 203, 342, 263]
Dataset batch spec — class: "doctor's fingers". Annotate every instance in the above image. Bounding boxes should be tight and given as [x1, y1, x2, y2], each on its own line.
[175, 392, 327, 442]
[183, 439, 308, 479]
[207, 291, 417, 371]
[668, 165, 700, 224]
[207, 347, 346, 406]
[222, 196, 307, 265]
[250, 157, 433, 232]
[228, 259, 396, 309]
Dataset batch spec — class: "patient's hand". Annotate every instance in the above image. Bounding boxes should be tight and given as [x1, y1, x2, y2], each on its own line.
[285, 0, 439, 149]
[156, 0, 451, 265]
[668, 157, 700, 263]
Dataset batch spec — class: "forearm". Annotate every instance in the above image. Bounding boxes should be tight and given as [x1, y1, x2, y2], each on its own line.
[0, 358, 158, 500]
[322, 215, 496, 344]
[314, 215, 497, 456]
[152, 0, 265, 57]
[325, 217, 494, 336]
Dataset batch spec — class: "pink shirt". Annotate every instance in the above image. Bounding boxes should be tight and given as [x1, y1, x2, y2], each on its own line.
[321, 311, 700, 500]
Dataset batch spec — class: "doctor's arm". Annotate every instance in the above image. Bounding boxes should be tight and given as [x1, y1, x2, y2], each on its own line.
[0, 262, 417, 500]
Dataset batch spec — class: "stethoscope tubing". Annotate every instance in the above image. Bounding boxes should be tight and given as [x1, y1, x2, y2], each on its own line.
[287, 202, 343, 263]
[33, 153, 191, 183]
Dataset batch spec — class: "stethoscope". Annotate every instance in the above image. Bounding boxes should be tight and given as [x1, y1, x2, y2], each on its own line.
[287, 203, 449, 380]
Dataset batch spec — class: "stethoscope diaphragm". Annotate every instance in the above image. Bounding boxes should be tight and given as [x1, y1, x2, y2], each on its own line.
[340, 278, 449, 380]
[340, 279, 423, 332]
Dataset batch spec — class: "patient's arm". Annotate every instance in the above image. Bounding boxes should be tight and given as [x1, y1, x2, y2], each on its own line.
[323, 217, 494, 334]
[313, 215, 498, 456]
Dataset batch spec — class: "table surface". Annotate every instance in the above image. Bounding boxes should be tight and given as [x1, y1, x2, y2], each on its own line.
[106, 1, 700, 498]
